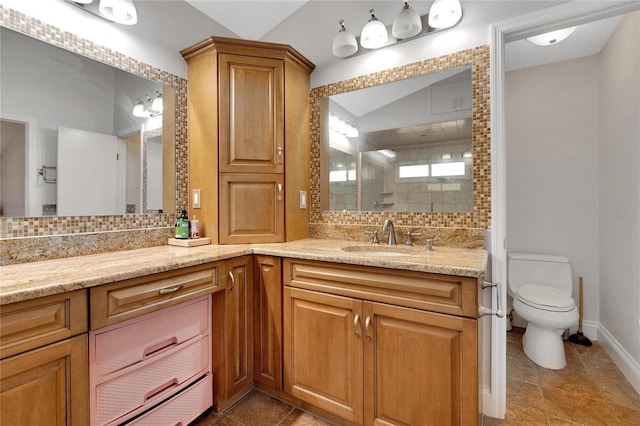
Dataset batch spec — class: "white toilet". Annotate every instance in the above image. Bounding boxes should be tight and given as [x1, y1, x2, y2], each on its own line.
[507, 253, 579, 370]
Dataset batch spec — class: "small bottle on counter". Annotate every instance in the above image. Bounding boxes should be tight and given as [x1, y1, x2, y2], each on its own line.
[190, 216, 200, 239]
[175, 209, 190, 239]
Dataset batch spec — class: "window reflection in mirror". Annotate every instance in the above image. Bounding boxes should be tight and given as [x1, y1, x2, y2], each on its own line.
[0, 27, 175, 218]
[320, 65, 472, 213]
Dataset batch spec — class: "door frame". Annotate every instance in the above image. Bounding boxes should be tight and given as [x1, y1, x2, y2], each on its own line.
[488, 0, 639, 419]
[1, 114, 37, 216]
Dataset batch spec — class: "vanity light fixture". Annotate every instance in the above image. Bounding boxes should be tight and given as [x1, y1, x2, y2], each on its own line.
[462, 151, 473, 158]
[392, 1, 422, 39]
[66, 0, 138, 25]
[441, 153, 452, 160]
[332, 0, 463, 58]
[428, 0, 463, 29]
[332, 20, 359, 58]
[360, 9, 388, 49]
[526, 26, 577, 46]
[329, 112, 359, 137]
[132, 94, 162, 118]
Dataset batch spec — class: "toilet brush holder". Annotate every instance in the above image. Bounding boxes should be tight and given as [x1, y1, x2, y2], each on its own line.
[568, 276, 592, 346]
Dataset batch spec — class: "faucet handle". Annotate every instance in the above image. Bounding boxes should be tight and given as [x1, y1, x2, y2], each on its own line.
[364, 230, 380, 244]
[404, 228, 422, 246]
[426, 239, 434, 251]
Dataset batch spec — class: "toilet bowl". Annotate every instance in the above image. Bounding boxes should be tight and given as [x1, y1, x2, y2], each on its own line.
[507, 253, 579, 370]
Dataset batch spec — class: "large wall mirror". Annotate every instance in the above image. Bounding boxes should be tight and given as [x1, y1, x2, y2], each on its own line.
[0, 26, 176, 218]
[310, 47, 491, 229]
[320, 66, 472, 213]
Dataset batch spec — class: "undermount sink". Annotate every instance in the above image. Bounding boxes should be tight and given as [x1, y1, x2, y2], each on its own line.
[341, 245, 414, 257]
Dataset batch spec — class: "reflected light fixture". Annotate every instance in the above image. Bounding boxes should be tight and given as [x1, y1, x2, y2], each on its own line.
[428, 0, 462, 29]
[360, 9, 388, 49]
[132, 99, 149, 118]
[151, 91, 163, 113]
[526, 27, 577, 46]
[392, 1, 422, 39]
[332, 20, 359, 58]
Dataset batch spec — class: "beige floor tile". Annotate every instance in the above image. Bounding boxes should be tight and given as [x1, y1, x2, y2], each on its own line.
[279, 409, 334, 426]
[507, 355, 540, 385]
[224, 391, 293, 426]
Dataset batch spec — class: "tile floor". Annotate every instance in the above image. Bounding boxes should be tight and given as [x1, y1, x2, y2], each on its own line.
[192, 327, 640, 425]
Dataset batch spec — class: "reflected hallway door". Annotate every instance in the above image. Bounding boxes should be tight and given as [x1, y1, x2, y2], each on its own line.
[57, 126, 120, 216]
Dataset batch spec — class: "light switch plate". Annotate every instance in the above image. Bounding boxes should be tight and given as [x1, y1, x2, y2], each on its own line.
[299, 191, 307, 209]
[193, 189, 201, 208]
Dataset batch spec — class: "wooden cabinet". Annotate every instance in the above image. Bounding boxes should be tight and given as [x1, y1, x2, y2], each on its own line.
[1, 291, 89, 426]
[181, 37, 314, 244]
[283, 259, 480, 426]
[212, 256, 254, 411]
[253, 255, 283, 391]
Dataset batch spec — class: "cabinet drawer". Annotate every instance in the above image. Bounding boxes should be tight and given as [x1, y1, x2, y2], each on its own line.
[91, 296, 210, 379]
[95, 334, 210, 425]
[0, 289, 88, 359]
[90, 263, 220, 329]
[126, 373, 213, 426]
[284, 259, 479, 318]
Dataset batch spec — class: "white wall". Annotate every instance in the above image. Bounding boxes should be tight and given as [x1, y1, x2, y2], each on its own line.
[506, 55, 601, 332]
[598, 11, 640, 384]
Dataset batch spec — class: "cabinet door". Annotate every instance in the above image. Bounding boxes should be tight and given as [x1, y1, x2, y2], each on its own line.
[363, 302, 478, 426]
[219, 173, 284, 244]
[283, 287, 363, 424]
[225, 257, 254, 397]
[1, 334, 88, 426]
[219, 54, 284, 174]
[253, 255, 282, 390]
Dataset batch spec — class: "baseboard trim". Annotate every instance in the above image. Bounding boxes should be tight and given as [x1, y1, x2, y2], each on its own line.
[598, 324, 640, 394]
[580, 320, 599, 341]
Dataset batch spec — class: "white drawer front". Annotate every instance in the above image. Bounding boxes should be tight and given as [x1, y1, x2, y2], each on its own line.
[95, 334, 209, 425]
[92, 297, 209, 378]
[126, 374, 213, 426]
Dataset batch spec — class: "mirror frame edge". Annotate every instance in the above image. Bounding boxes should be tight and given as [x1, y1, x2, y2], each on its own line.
[0, 6, 187, 239]
[310, 45, 491, 229]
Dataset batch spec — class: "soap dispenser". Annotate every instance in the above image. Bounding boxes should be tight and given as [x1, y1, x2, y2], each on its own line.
[175, 209, 190, 239]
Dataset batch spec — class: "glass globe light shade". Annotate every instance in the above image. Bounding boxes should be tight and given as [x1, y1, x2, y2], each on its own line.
[332, 20, 358, 58]
[428, 0, 462, 29]
[526, 27, 576, 46]
[392, 1, 422, 39]
[360, 10, 388, 49]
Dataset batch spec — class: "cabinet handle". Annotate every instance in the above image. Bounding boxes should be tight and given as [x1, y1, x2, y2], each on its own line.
[228, 271, 235, 292]
[479, 281, 505, 318]
[364, 316, 372, 341]
[353, 314, 361, 338]
[159, 285, 182, 295]
[143, 337, 178, 358]
[277, 146, 283, 164]
[144, 378, 179, 402]
[277, 183, 283, 202]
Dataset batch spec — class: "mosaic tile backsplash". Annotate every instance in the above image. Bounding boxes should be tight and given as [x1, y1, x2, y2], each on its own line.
[0, 5, 188, 263]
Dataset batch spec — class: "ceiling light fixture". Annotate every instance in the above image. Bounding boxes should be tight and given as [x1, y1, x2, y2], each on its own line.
[526, 27, 577, 46]
[392, 1, 422, 39]
[132, 98, 149, 118]
[332, 0, 463, 58]
[360, 9, 388, 49]
[332, 20, 359, 58]
[151, 91, 163, 113]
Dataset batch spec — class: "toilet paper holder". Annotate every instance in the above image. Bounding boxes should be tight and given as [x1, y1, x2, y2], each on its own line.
[479, 281, 505, 318]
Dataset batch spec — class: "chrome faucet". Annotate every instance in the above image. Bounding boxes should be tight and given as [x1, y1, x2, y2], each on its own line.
[382, 219, 397, 245]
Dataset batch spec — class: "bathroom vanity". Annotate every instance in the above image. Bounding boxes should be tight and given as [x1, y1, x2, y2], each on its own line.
[0, 240, 487, 425]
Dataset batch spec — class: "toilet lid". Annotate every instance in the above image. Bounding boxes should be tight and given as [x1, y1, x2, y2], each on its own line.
[515, 284, 575, 312]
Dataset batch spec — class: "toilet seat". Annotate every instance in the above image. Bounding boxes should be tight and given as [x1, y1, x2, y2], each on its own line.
[515, 284, 575, 312]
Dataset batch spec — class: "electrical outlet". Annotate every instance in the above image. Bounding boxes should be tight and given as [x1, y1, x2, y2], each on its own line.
[299, 191, 307, 209]
[193, 189, 201, 208]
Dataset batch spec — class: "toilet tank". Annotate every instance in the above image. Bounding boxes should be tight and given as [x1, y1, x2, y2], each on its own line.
[507, 253, 573, 296]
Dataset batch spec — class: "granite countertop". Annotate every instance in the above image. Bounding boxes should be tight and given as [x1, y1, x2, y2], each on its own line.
[0, 239, 487, 305]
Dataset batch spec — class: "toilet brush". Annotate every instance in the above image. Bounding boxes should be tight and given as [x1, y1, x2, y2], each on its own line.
[569, 276, 592, 346]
